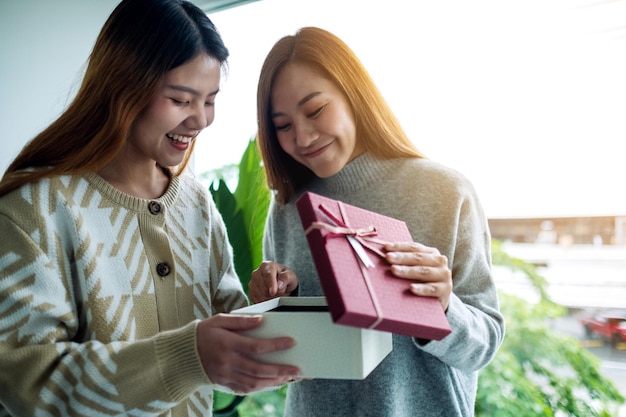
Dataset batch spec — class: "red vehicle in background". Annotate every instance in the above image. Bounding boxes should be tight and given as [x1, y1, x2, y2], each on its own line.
[580, 310, 626, 348]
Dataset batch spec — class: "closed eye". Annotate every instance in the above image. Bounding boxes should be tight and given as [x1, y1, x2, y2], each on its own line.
[308, 105, 325, 118]
[171, 98, 189, 106]
[275, 122, 291, 132]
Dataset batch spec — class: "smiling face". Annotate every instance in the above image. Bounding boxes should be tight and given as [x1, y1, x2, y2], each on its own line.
[270, 62, 363, 178]
[126, 52, 222, 169]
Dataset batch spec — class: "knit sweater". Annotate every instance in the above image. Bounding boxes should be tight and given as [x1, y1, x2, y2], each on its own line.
[0, 172, 248, 417]
[264, 153, 505, 417]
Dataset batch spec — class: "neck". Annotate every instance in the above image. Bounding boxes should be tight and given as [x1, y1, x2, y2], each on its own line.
[97, 162, 170, 199]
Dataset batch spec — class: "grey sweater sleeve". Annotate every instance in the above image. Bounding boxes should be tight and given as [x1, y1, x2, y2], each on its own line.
[410, 165, 504, 371]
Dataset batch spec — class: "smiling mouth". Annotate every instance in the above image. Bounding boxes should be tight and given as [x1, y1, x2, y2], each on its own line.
[302, 143, 331, 158]
[166, 133, 194, 143]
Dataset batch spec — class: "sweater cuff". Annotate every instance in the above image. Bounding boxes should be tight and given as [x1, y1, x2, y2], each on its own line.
[154, 320, 209, 402]
[412, 295, 460, 355]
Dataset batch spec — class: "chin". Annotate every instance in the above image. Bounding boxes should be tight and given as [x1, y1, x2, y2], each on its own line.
[160, 158, 185, 170]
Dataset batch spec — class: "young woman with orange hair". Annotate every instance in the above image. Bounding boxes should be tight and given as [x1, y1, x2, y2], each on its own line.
[0, 1, 299, 416]
[249, 26, 505, 417]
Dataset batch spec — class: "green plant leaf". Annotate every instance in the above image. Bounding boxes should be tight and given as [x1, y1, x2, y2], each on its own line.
[213, 391, 244, 416]
[209, 179, 253, 290]
[233, 136, 270, 270]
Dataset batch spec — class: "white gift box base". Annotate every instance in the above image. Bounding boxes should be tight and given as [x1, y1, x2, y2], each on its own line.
[231, 296, 392, 380]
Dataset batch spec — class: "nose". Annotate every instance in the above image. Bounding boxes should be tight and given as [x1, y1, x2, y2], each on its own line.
[188, 103, 213, 130]
[294, 120, 318, 148]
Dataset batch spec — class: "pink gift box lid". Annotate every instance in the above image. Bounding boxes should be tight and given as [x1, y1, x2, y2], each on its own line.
[297, 191, 451, 340]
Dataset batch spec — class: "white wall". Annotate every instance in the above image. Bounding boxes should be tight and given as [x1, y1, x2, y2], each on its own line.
[0, 0, 119, 174]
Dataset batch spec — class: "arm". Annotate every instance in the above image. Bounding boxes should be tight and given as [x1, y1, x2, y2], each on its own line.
[419, 230, 504, 371]
[0, 217, 208, 415]
[408, 180, 505, 371]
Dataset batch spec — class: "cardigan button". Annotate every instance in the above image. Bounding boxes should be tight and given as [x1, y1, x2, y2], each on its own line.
[148, 201, 162, 215]
[156, 262, 170, 277]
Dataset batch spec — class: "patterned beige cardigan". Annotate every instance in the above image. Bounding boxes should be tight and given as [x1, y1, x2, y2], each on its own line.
[0, 172, 248, 416]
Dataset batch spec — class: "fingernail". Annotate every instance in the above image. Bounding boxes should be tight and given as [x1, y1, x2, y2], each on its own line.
[409, 283, 422, 295]
[277, 280, 286, 290]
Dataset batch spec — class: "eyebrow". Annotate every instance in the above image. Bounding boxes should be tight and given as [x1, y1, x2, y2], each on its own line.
[164, 84, 220, 97]
[271, 91, 322, 118]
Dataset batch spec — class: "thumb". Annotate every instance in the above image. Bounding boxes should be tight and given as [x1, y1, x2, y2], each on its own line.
[204, 313, 264, 331]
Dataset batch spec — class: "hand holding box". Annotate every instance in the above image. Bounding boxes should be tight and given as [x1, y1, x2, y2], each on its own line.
[232, 297, 392, 379]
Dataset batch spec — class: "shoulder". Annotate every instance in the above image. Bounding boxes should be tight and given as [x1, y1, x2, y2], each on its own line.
[407, 158, 469, 181]
[172, 172, 214, 207]
[0, 174, 88, 211]
[381, 158, 487, 229]
[175, 171, 208, 193]
[396, 158, 477, 196]
[0, 174, 93, 237]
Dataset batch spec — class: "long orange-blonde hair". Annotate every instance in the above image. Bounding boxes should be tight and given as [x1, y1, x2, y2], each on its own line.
[0, 0, 229, 197]
[256, 26, 426, 205]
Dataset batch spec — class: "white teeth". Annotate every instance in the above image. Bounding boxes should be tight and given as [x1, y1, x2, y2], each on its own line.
[166, 133, 193, 143]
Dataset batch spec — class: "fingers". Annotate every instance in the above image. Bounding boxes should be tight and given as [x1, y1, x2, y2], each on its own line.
[215, 355, 299, 394]
[197, 315, 301, 393]
[249, 262, 298, 304]
[409, 282, 451, 312]
[249, 262, 278, 302]
[384, 242, 441, 265]
[202, 314, 297, 353]
[205, 313, 265, 331]
[384, 242, 448, 275]
[384, 242, 452, 311]
[207, 345, 299, 393]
